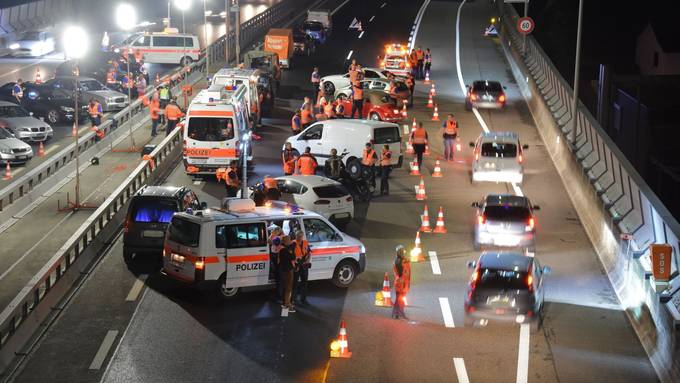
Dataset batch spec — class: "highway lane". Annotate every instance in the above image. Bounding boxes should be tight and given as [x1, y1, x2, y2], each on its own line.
[8, 0, 659, 382]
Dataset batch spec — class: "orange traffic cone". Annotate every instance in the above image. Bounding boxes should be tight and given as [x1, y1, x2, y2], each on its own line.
[431, 104, 440, 121]
[401, 103, 408, 118]
[3, 162, 12, 180]
[424, 144, 430, 156]
[424, 71, 431, 84]
[38, 142, 45, 157]
[412, 117, 417, 130]
[71, 123, 77, 137]
[35, 68, 42, 84]
[432, 160, 443, 177]
[426, 93, 434, 108]
[409, 161, 420, 176]
[433, 206, 448, 234]
[375, 272, 393, 307]
[420, 205, 432, 232]
[411, 231, 425, 262]
[430, 83, 436, 96]
[416, 177, 426, 200]
[330, 320, 352, 358]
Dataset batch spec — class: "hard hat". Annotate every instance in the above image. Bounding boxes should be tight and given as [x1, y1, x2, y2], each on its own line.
[395, 245, 406, 256]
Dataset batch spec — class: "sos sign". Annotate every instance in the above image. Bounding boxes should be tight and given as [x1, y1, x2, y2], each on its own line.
[517, 17, 535, 35]
[650, 243, 673, 282]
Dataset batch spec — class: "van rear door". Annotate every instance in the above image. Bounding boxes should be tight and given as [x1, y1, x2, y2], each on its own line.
[164, 216, 202, 282]
[217, 221, 270, 288]
[372, 125, 401, 165]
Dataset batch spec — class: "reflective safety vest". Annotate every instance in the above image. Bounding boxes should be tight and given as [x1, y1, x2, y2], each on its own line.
[444, 119, 458, 135]
[282, 149, 297, 174]
[122, 75, 134, 89]
[353, 85, 363, 101]
[349, 70, 359, 83]
[416, 49, 424, 61]
[411, 128, 427, 144]
[106, 70, 116, 84]
[149, 99, 161, 120]
[297, 154, 317, 175]
[159, 87, 170, 100]
[362, 148, 376, 166]
[301, 109, 314, 125]
[294, 239, 310, 260]
[291, 114, 301, 131]
[165, 104, 183, 121]
[226, 168, 239, 187]
[264, 177, 277, 190]
[88, 102, 102, 117]
[381, 149, 392, 166]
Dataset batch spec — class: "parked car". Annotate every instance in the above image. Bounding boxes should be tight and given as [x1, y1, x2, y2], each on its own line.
[0, 101, 53, 142]
[0, 82, 88, 125]
[470, 131, 528, 184]
[55, 51, 129, 85]
[0, 127, 34, 165]
[275, 175, 354, 227]
[465, 80, 507, 110]
[465, 251, 550, 331]
[472, 194, 540, 251]
[334, 79, 409, 102]
[320, 67, 405, 95]
[335, 91, 403, 122]
[8, 30, 56, 57]
[40, 76, 129, 112]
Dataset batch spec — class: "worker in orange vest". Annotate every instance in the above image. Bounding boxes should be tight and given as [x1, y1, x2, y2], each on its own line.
[296, 146, 317, 176]
[225, 161, 240, 197]
[148, 92, 161, 137]
[415, 46, 425, 79]
[323, 100, 336, 119]
[350, 82, 364, 119]
[442, 114, 459, 161]
[300, 104, 315, 128]
[88, 98, 103, 127]
[106, 68, 117, 86]
[380, 144, 392, 195]
[263, 175, 281, 201]
[164, 98, 184, 136]
[362, 142, 377, 188]
[292, 230, 311, 304]
[410, 122, 428, 167]
[282, 142, 298, 175]
[291, 110, 302, 134]
[392, 245, 411, 320]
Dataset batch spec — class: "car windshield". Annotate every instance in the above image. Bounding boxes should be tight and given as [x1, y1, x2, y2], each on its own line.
[0, 128, 14, 139]
[0, 105, 30, 118]
[130, 198, 177, 223]
[80, 80, 107, 91]
[19, 32, 42, 41]
[304, 22, 323, 31]
[483, 205, 531, 221]
[481, 142, 517, 158]
[187, 117, 235, 142]
[313, 185, 348, 198]
[473, 81, 503, 92]
[478, 268, 529, 290]
[168, 217, 201, 247]
[120, 33, 142, 45]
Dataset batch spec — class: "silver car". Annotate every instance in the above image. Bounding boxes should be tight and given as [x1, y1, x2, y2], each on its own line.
[472, 194, 539, 251]
[0, 127, 33, 164]
[465, 80, 507, 110]
[8, 31, 56, 57]
[470, 131, 528, 184]
[0, 101, 53, 143]
[43, 77, 129, 112]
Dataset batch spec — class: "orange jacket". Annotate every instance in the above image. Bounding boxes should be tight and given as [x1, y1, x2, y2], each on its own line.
[411, 128, 428, 144]
[165, 104, 184, 120]
[149, 98, 161, 120]
[296, 154, 317, 175]
[362, 148, 376, 166]
[353, 85, 364, 101]
[282, 149, 298, 174]
[301, 109, 314, 125]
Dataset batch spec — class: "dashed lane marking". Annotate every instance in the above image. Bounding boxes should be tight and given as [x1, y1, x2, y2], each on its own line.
[358, 31, 365, 39]
[89, 330, 119, 370]
[281, 307, 289, 317]
[380, 2, 387, 8]
[439, 297, 455, 328]
[331, 0, 351, 15]
[511, 183, 524, 197]
[125, 274, 148, 302]
[516, 324, 530, 383]
[453, 358, 470, 383]
[369, 15, 375, 22]
[428, 251, 441, 275]
[346, 50, 354, 60]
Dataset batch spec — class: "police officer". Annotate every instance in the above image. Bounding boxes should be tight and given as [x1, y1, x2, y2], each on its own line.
[225, 162, 240, 197]
[361, 142, 377, 188]
[158, 84, 172, 124]
[293, 230, 311, 304]
[424, 48, 432, 78]
[380, 144, 392, 195]
[268, 225, 284, 302]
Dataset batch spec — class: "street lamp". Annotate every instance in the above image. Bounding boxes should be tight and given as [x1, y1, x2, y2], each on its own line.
[116, 3, 139, 151]
[62, 26, 93, 211]
[569, 0, 584, 145]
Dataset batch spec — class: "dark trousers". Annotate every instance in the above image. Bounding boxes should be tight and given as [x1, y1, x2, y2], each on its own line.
[408, 87, 414, 106]
[166, 119, 177, 136]
[413, 144, 425, 167]
[90, 115, 101, 127]
[294, 266, 309, 301]
[281, 269, 294, 307]
[160, 100, 169, 123]
[417, 60, 424, 79]
[226, 185, 238, 198]
[392, 291, 407, 319]
[271, 253, 281, 299]
[312, 82, 320, 100]
[151, 118, 159, 136]
[380, 166, 391, 195]
[351, 100, 363, 119]
[363, 164, 376, 188]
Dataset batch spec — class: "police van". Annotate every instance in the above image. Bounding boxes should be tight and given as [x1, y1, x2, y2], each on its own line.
[162, 199, 366, 299]
[182, 83, 250, 175]
[211, 67, 264, 125]
[115, 28, 200, 65]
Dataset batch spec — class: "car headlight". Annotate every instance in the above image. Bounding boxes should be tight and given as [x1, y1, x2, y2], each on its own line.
[0, 148, 11, 154]
[9, 43, 20, 50]
[60, 106, 75, 112]
[17, 128, 29, 132]
[360, 245, 366, 254]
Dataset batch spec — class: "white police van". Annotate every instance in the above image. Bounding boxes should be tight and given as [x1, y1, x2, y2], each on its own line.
[162, 199, 366, 299]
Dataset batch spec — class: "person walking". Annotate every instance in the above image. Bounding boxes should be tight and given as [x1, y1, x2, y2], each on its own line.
[424, 48, 432, 78]
[224, 161, 240, 197]
[362, 142, 377, 188]
[278, 235, 296, 312]
[410, 122, 428, 167]
[311, 67, 321, 100]
[350, 81, 364, 119]
[296, 147, 318, 176]
[293, 230, 311, 304]
[442, 114, 458, 161]
[282, 142, 298, 175]
[164, 98, 184, 136]
[268, 225, 284, 302]
[88, 98, 103, 127]
[380, 144, 392, 195]
[11, 79, 23, 104]
[148, 92, 161, 137]
[392, 245, 411, 320]
[416, 46, 425, 79]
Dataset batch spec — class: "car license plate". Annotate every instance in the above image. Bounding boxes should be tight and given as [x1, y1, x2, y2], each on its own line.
[143, 230, 165, 238]
[208, 157, 230, 165]
[17, 155, 27, 160]
[171, 253, 185, 265]
[188, 157, 207, 164]
[334, 212, 350, 218]
[495, 235, 520, 246]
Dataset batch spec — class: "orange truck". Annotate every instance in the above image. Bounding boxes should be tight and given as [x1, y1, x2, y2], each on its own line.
[264, 28, 293, 69]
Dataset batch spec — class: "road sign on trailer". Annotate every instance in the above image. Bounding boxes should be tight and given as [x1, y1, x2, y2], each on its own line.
[517, 17, 535, 35]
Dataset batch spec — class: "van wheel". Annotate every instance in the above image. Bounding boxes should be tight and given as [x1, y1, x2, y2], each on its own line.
[217, 273, 239, 299]
[332, 260, 356, 288]
[346, 158, 362, 180]
[180, 56, 193, 66]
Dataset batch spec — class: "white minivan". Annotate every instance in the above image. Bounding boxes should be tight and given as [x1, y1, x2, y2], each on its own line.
[116, 29, 200, 65]
[284, 119, 403, 178]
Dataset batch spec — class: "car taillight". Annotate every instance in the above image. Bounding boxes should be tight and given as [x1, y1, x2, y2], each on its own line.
[470, 93, 478, 101]
[526, 274, 534, 292]
[346, 196, 353, 202]
[470, 268, 480, 290]
[314, 199, 331, 205]
[477, 214, 486, 225]
[195, 259, 205, 270]
[124, 219, 130, 233]
[498, 94, 506, 103]
[518, 153, 523, 163]
[525, 217, 535, 232]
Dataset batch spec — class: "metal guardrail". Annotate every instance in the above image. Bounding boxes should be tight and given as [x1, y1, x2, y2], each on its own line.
[498, 3, 680, 275]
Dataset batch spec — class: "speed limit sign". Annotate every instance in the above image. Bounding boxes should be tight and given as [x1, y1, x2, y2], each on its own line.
[517, 17, 535, 35]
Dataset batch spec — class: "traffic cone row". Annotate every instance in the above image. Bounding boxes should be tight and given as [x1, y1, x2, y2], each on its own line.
[3, 162, 11, 180]
[430, 83, 436, 97]
[401, 102, 408, 118]
[416, 177, 426, 200]
[431, 104, 440, 121]
[330, 320, 352, 358]
[374, 272, 393, 307]
[409, 161, 420, 176]
[432, 160, 443, 177]
[420, 205, 431, 232]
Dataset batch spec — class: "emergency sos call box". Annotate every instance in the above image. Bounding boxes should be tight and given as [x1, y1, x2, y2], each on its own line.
[650, 244, 672, 282]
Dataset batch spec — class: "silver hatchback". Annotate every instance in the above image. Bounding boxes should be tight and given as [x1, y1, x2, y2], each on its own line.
[0, 127, 34, 164]
[470, 131, 527, 184]
[472, 194, 539, 251]
[0, 101, 53, 142]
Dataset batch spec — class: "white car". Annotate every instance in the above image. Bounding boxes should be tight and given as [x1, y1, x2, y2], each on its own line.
[333, 78, 409, 101]
[320, 67, 403, 95]
[9, 31, 56, 57]
[470, 131, 528, 184]
[275, 175, 354, 227]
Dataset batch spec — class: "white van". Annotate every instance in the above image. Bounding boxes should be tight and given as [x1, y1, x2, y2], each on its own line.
[162, 199, 366, 299]
[211, 67, 262, 125]
[116, 28, 200, 65]
[182, 84, 250, 175]
[284, 119, 403, 177]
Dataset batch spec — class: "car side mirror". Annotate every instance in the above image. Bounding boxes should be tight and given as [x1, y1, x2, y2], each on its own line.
[466, 260, 476, 269]
[542, 266, 552, 275]
[522, 144, 529, 150]
[200, 202, 207, 209]
[471, 202, 479, 208]
[533, 205, 541, 210]
[333, 232, 342, 241]
[469, 142, 475, 148]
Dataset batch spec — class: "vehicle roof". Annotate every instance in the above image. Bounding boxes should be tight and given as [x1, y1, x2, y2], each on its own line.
[311, 119, 397, 129]
[479, 131, 519, 142]
[173, 202, 321, 223]
[134, 185, 185, 198]
[478, 251, 533, 271]
[276, 175, 343, 188]
[213, 67, 261, 78]
[483, 194, 529, 206]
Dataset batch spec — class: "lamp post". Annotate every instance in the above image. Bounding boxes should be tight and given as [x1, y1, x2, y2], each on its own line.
[175, 0, 192, 108]
[225, 0, 230, 62]
[204, 0, 210, 77]
[234, 0, 240, 64]
[569, 0, 584, 145]
[116, 3, 138, 151]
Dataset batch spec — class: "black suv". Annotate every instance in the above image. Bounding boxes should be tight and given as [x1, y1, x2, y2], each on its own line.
[464, 252, 550, 331]
[0, 82, 88, 124]
[124, 185, 205, 264]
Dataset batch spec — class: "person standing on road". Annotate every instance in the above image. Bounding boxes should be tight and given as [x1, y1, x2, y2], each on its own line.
[325, 148, 345, 179]
[442, 114, 458, 161]
[282, 142, 298, 175]
[158, 84, 172, 125]
[392, 245, 411, 320]
[164, 98, 184, 136]
[291, 110, 302, 135]
[311, 67, 321, 100]
[273, 61, 282, 93]
[416, 46, 425, 79]
[380, 144, 392, 196]
[136, 73, 147, 99]
[409, 49, 418, 78]
[362, 142, 377, 189]
[424, 48, 432, 78]
[12, 79, 23, 104]
[148, 92, 161, 137]
[296, 147, 318, 176]
[350, 82, 364, 119]
[278, 235, 296, 313]
[88, 98, 103, 127]
[225, 161, 240, 198]
[410, 122, 428, 168]
[406, 73, 415, 106]
[268, 225, 284, 302]
[293, 230, 312, 305]
[301, 104, 315, 129]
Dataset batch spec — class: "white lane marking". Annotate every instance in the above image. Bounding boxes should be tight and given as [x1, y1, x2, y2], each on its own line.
[471, 108, 490, 133]
[346, 50, 354, 60]
[428, 251, 441, 275]
[408, 0, 432, 50]
[454, 0, 470, 98]
[439, 297, 455, 328]
[281, 307, 289, 317]
[511, 183, 524, 197]
[358, 31, 365, 39]
[10, 167, 25, 176]
[453, 358, 471, 383]
[403, 124, 409, 135]
[516, 323, 530, 383]
[193, 180, 202, 185]
[380, 2, 387, 8]
[43, 144, 60, 156]
[331, 0, 351, 15]
[125, 274, 148, 301]
[369, 15, 376, 22]
[89, 330, 119, 370]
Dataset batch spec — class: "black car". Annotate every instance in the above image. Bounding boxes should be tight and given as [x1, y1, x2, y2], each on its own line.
[55, 51, 128, 84]
[465, 80, 507, 110]
[123, 185, 205, 265]
[0, 82, 88, 125]
[293, 30, 315, 57]
[464, 252, 550, 331]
